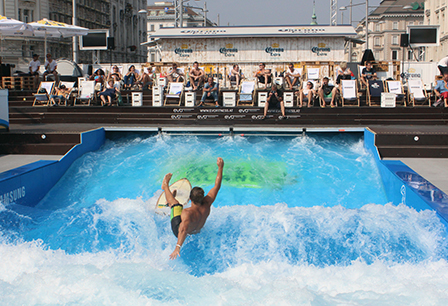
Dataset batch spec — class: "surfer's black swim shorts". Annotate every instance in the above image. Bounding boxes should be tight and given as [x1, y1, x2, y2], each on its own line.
[170, 204, 183, 238]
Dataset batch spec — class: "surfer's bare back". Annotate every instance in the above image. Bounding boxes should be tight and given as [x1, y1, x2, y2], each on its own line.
[162, 157, 224, 260]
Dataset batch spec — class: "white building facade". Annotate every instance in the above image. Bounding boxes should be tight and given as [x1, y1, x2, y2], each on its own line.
[424, 0, 448, 62]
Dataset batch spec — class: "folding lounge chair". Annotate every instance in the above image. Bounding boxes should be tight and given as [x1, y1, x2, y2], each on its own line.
[407, 79, 429, 107]
[74, 80, 95, 106]
[367, 79, 384, 106]
[358, 65, 366, 88]
[306, 67, 320, 81]
[341, 80, 359, 107]
[164, 82, 184, 106]
[385, 80, 406, 106]
[53, 81, 76, 106]
[33, 81, 55, 106]
[237, 81, 255, 106]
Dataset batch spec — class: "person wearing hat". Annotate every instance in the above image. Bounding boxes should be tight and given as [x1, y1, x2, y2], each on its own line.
[437, 55, 448, 76]
[28, 54, 41, 89]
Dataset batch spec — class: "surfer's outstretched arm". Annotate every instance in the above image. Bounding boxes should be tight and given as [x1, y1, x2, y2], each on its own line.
[204, 157, 224, 207]
[162, 173, 179, 207]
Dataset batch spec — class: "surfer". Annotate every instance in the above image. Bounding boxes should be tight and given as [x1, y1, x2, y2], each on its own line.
[162, 157, 224, 260]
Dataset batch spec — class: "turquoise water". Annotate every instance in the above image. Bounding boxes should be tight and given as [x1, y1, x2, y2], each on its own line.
[1, 134, 448, 305]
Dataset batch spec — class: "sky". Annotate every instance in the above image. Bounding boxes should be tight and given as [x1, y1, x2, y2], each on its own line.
[175, 0, 383, 27]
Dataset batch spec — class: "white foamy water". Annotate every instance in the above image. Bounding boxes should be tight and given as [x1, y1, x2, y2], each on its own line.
[1, 134, 447, 305]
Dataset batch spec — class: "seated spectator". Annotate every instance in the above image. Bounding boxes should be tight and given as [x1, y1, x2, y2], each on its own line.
[199, 76, 219, 107]
[189, 61, 205, 91]
[229, 64, 244, 87]
[49, 84, 70, 106]
[297, 81, 316, 108]
[123, 65, 139, 90]
[284, 63, 301, 89]
[167, 63, 184, 83]
[360, 61, 377, 87]
[99, 80, 120, 107]
[42, 53, 58, 83]
[90, 69, 105, 91]
[137, 66, 154, 90]
[318, 77, 335, 108]
[107, 65, 123, 82]
[434, 72, 448, 107]
[255, 63, 272, 88]
[336, 61, 352, 83]
[28, 54, 41, 89]
[262, 85, 286, 120]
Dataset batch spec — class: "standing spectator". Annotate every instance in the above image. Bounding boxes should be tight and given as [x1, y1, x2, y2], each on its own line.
[189, 61, 205, 91]
[199, 76, 219, 107]
[284, 63, 301, 89]
[167, 63, 184, 83]
[255, 62, 272, 88]
[123, 65, 139, 89]
[437, 55, 448, 76]
[28, 54, 41, 89]
[433, 72, 448, 107]
[360, 61, 377, 87]
[43, 53, 58, 84]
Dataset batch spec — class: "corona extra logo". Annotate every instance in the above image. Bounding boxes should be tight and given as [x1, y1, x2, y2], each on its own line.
[272, 43, 280, 48]
[225, 43, 233, 48]
[409, 68, 416, 73]
[318, 43, 326, 48]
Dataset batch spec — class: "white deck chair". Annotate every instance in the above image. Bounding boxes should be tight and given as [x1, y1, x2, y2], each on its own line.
[408, 78, 429, 107]
[341, 80, 359, 107]
[33, 81, 55, 106]
[164, 82, 184, 106]
[386, 80, 406, 106]
[237, 81, 255, 106]
[74, 80, 95, 106]
[55, 81, 76, 106]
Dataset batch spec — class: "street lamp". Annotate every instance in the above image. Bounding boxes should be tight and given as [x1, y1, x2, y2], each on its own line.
[340, 2, 413, 51]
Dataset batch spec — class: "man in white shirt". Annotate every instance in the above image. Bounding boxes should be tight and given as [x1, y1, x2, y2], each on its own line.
[284, 63, 301, 89]
[437, 56, 448, 76]
[28, 54, 41, 89]
[43, 53, 58, 83]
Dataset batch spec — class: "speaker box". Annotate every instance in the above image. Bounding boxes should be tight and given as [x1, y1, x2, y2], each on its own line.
[400, 34, 409, 47]
[107, 37, 115, 50]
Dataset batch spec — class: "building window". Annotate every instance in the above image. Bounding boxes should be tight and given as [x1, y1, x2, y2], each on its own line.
[393, 21, 398, 30]
[392, 35, 398, 45]
[375, 23, 380, 32]
[150, 24, 155, 32]
[408, 22, 414, 26]
[392, 50, 397, 60]
[374, 51, 380, 60]
[374, 37, 381, 46]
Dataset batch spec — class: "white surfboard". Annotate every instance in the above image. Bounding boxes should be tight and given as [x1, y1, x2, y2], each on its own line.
[156, 178, 192, 215]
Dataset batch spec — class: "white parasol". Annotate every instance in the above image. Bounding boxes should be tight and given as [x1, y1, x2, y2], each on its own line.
[0, 15, 34, 52]
[28, 18, 89, 54]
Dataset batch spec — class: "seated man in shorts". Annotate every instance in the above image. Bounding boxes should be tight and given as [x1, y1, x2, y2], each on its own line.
[189, 61, 205, 91]
[255, 63, 272, 88]
[42, 53, 58, 83]
[28, 54, 41, 89]
[284, 63, 301, 89]
[199, 76, 219, 107]
[317, 77, 334, 107]
[262, 85, 286, 120]
[163, 157, 224, 260]
[167, 63, 185, 83]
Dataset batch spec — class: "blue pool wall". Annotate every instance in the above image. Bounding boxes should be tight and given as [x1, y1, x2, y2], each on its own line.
[0, 128, 105, 207]
[364, 128, 448, 227]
